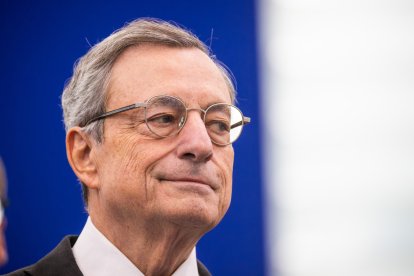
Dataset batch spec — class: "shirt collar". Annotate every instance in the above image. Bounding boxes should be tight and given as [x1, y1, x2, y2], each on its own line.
[72, 217, 199, 276]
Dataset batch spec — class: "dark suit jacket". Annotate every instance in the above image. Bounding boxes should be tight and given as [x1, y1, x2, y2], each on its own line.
[5, 236, 211, 276]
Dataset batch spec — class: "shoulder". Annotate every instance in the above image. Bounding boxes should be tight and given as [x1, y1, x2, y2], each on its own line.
[3, 236, 83, 276]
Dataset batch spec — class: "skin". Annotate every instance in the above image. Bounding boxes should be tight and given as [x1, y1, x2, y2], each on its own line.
[67, 45, 234, 275]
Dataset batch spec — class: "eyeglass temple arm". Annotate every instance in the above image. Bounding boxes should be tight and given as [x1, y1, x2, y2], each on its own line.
[230, 116, 251, 129]
[84, 103, 146, 126]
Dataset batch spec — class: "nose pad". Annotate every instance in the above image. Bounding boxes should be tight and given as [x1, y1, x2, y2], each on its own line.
[178, 115, 185, 129]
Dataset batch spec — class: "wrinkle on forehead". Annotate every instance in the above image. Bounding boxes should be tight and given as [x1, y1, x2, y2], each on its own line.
[106, 45, 232, 109]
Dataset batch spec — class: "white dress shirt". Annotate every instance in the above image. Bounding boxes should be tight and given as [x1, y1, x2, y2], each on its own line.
[73, 217, 199, 276]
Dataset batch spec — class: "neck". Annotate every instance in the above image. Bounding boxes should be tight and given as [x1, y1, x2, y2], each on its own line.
[89, 212, 204, 276]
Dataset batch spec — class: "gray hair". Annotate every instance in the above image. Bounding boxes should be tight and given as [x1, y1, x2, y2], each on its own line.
[61, 18, 236, 204]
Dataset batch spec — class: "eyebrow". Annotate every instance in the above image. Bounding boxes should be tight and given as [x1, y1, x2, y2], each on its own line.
[185, 97, 231, 109]
[165, 92, 230, 107]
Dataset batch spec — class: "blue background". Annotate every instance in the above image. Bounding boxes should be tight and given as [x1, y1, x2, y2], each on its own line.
[0, 0, 264, 274]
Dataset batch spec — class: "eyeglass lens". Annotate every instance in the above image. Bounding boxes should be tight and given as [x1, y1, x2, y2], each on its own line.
[144, 96, 245, 145]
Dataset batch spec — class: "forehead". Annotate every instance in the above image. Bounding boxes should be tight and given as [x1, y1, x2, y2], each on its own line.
[107, 45, 232, 108]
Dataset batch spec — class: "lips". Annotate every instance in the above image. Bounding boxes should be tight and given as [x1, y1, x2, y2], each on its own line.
[157, 175, 219, 191]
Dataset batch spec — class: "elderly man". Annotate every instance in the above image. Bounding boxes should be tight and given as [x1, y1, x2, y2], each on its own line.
[7, 18, 249, 276]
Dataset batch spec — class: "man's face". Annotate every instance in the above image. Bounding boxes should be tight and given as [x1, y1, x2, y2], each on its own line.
[92, 45, 234, 231]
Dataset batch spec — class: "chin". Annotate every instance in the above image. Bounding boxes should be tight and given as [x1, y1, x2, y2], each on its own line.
[166, 200, 222, 230]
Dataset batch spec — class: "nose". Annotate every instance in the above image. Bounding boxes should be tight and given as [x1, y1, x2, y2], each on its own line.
[176, 112, 213, 163]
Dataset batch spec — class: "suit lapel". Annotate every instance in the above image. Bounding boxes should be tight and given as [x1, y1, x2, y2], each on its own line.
[24, 236, 83, 276]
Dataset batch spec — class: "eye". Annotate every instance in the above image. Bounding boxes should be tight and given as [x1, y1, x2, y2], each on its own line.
[206, 119, 231, 134]
[147, 113, 177, 127]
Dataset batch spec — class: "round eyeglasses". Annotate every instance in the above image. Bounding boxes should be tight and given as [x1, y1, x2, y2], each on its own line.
[83, 95, 251, 146]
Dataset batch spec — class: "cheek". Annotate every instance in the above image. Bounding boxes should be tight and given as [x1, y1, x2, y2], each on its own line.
[111, 132, 149, 171]
[95, 134, 148, 192]
[117, 145, 141, 175]
[104, 134, 171, 193]
[97, 137, 157, 210]
[218, 148, 234, 213]
[222, 147, 234, 184]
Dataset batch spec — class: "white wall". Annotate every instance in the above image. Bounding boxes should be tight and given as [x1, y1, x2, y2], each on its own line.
[259, 1, 414, 275]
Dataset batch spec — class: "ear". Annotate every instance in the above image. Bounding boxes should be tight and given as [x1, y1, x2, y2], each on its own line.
[66, 127, 99, 190]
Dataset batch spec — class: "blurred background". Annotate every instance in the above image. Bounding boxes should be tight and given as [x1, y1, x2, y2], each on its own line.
[260, 0, 414, 275]
[1, 0, 413, 275]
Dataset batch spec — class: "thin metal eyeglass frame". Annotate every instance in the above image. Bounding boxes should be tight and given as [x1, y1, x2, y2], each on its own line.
[82, 95, 251, 145]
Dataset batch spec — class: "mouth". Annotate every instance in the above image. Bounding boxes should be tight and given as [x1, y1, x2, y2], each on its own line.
[158, 176, 218, 192]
